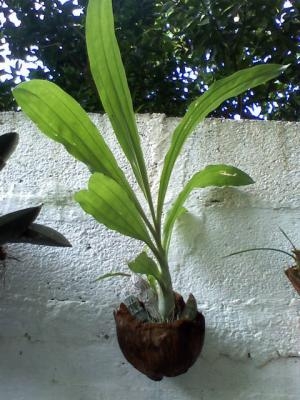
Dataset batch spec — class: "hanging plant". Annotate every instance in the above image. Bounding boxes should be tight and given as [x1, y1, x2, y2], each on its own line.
[12, 0, 287, 380]
[0, 132, 71, 284]
[227, 228, 300, 295]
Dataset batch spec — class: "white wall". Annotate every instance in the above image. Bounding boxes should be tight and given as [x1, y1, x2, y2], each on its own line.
[0, 111, 299, 400]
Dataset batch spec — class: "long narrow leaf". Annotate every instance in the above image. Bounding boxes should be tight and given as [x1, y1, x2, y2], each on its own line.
[158, 64, 288, 219]
[94, 272, 131, 282]
[163, 165, 254, 251]
[75, 172, 152, 245]
[225, 248, 295, 259]
[13, 80, 131, 192]
[86, 0, 149, 195]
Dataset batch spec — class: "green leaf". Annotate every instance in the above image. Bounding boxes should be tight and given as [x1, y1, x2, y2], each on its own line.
[86, 0, 149, 195]
[0, 132, 19, 170]
[0, 205, 42, 245]
[13, 80, 131, 191]
[157, 64, 288, 219]
[0, 205, 71, 247]
[225, 248, 295, 260]
[163, 164, 254, 250]
[94, 272, 131, 282]
[128, 251, 161, 281]
[12, 223, 71, 247]
[75, 172, 152, 245]
[147, 274, 158, 292]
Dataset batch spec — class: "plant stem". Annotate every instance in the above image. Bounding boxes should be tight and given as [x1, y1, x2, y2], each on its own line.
[134, 165, 175, 320]
[153, 241, 175, 320]
[156, 279, 174, 321]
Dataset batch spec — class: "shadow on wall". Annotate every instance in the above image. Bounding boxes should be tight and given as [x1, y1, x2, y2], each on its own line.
[170, 187, 299, 366]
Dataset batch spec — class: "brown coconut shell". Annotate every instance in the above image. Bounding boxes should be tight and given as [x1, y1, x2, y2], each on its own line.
[285, 266, 300, 295]
[114, 293, 205, 381]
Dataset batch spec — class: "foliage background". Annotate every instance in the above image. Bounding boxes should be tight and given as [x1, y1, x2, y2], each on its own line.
[0, 0, 299, 119]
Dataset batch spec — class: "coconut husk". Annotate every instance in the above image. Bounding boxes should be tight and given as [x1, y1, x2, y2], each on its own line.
[285, 266, 300, 295]
[114, 293, 205, 381]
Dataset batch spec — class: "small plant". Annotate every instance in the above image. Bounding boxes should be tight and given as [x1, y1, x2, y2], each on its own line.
[0, 132, 71, 284]
[12, 0, 287, 379]
[227, 227, 300, 295]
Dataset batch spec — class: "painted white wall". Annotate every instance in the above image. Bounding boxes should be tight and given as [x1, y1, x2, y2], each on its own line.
[0, 111, 299, 400]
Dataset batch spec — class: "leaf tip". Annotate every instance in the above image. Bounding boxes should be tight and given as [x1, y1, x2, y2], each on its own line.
[280, 64, 290, 72]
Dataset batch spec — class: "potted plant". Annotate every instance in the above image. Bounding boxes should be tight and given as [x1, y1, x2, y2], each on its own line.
[0, 132, 71, 284]
[12, 0, 287, 380]
[227, 228, 300, 295]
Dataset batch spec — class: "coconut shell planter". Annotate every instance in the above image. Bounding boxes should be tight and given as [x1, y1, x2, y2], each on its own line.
[285, 267, 300, 295]
[229, 230, 300, 297]
[114, 293, 205, 381]
[285, 249, 300, 295]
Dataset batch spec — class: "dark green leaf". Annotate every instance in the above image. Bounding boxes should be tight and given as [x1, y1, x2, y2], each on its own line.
[11, 223, 71, 247]
[0, 132, 19, 170]
[0, 205, 42, 245]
